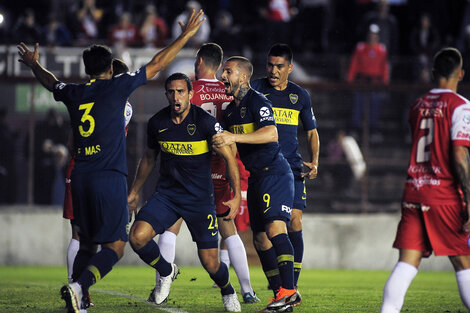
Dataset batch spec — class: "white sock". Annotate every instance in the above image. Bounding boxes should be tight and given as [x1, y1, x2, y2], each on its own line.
[156, 231, 177, 283]
[456, 268, 470, 310]
[220, 249, 230, 268]
[67, 238, 80, 283]
[225, 234, 253, 295]
[380, 261, 418, 313]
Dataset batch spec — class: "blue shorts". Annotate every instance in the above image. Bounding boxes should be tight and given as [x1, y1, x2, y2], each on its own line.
[247, 172, 294, 233]
[293, 176, 306, 210]
[71, 170, 129, 244]
[136, 192, 218, 249]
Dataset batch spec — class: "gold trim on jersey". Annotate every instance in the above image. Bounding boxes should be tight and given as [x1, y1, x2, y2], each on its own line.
[159, 140, 209, 155]
[229, 123, 256, 134]
[273, 107, 300, 126]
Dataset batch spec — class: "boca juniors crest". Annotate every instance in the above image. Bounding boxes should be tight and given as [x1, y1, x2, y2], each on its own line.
[289, 93, 298, 104]
[240, 106, 247, 118]
[187, 124, 196, 135]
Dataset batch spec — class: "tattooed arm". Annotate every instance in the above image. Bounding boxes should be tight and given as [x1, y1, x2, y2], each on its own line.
[453, 145, 470, 232]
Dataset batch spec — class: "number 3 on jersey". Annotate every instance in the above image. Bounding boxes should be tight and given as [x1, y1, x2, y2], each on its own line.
[79, 102, 95, 137]
[416, 118, 434, 163]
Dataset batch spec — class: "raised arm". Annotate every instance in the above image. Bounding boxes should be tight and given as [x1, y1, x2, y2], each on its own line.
[128, 148, 157, 215]
[453, 145, 470, 232]
[212, 125, 278, 148]
[145, 9, 206, 79]
[17, 42, 58, 91]
[213, 143, 241, 220]
[302, 128, 320, 179]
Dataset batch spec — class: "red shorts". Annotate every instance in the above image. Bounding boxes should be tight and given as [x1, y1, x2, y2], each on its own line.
[214, 181, 231, 216]
[63, 157, 75, 220]
[393, 202, 470, 257]
[214, 176, 251, 232]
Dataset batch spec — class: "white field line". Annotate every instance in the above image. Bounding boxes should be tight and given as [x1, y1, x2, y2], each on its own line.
[24, 282, 189, 313]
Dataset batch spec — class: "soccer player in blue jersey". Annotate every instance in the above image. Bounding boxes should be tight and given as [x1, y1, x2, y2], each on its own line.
[213, 56, 299, 312]
[17, 9, 205, 313]
[127, 73, 242, 312]
[251, 43, 320, 306]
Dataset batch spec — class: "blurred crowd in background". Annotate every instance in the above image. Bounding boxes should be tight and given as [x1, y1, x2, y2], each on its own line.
[0, 0, 469, 58]
[2, 0, 470, 208]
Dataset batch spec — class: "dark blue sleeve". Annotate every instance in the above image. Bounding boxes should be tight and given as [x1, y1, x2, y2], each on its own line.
[114, 66, 147, 98]
[203, 110, 223, 138]
[299, 88, 317, 130]
[250, 92, 276, 128]
[147, 117, 159, 150]
[52, 81, 77, 103]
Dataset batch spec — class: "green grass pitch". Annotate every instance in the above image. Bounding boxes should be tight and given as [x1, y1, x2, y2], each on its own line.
[0, 265, 466, 312]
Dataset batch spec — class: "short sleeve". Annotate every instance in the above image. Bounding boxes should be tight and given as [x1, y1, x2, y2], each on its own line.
[147, 118, 159, 150]
[53, 81, 73, 103]
[114, 66, 147, 98]
[300, 89, 317, 131]
[451, 103, 470, 147]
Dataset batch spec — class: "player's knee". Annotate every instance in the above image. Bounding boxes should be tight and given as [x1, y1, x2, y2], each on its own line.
[253, 233, 272, 251]
[129, 228, 150, 251]
[288, 215, 302, 232]
[201, 256, 219, 274]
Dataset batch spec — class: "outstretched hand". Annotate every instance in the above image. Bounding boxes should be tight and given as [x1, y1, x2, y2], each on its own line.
[178, 9, 206, 38]
[17, 42, 39, 68]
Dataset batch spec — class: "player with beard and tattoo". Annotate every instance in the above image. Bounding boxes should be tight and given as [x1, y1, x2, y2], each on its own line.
[213, 56, 298, 312]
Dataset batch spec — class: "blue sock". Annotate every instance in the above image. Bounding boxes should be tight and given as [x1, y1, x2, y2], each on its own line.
[271, 233, 295, 290]
[256, 247, 282, 293]
[209, 262, 234, 296]
[77, 248, 118, 293]
[134, 240, 172, 276]
[289, 230, 304, 287]
[71, 249, 94, 282]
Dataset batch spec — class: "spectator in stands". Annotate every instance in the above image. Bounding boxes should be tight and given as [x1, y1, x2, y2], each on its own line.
[347, 24, 390, 143]
[139, 5, 168, 48]
[357, 0, 399, 55]
[32, 108, 69, 205]
[210, 10, 242, 55]
[12, 9, 41, 45]
[108, 12, 139, 47]
[409, 13, 440, 83]
[259, 0, 296, 49]
[75, 0, 103, 44]
[172, 1, 210, 48]
[42, 16, 73, 47]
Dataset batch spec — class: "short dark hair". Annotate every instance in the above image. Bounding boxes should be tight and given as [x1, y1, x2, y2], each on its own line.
[268, 43, 293, 63]
[165, 72, 193, 92]
[432, 47, 462, 79]
[83, 45, 112, 76]
[197, 43, 223, 70]
[226, 56, 253, 79]
[112, 58, 129, 78]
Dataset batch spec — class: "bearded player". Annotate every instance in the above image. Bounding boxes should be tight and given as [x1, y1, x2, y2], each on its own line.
[153, 43, 259, 304]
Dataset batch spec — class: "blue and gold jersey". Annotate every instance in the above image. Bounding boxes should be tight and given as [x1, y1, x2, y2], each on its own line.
[147, 104, 223, 204]
[53, 67, 147, 175]
[251, 78, 317, 175]
[222, 88, 291, 177]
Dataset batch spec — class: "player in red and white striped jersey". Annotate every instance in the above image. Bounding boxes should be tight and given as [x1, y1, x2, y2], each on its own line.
[381, 48, 470, 313]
